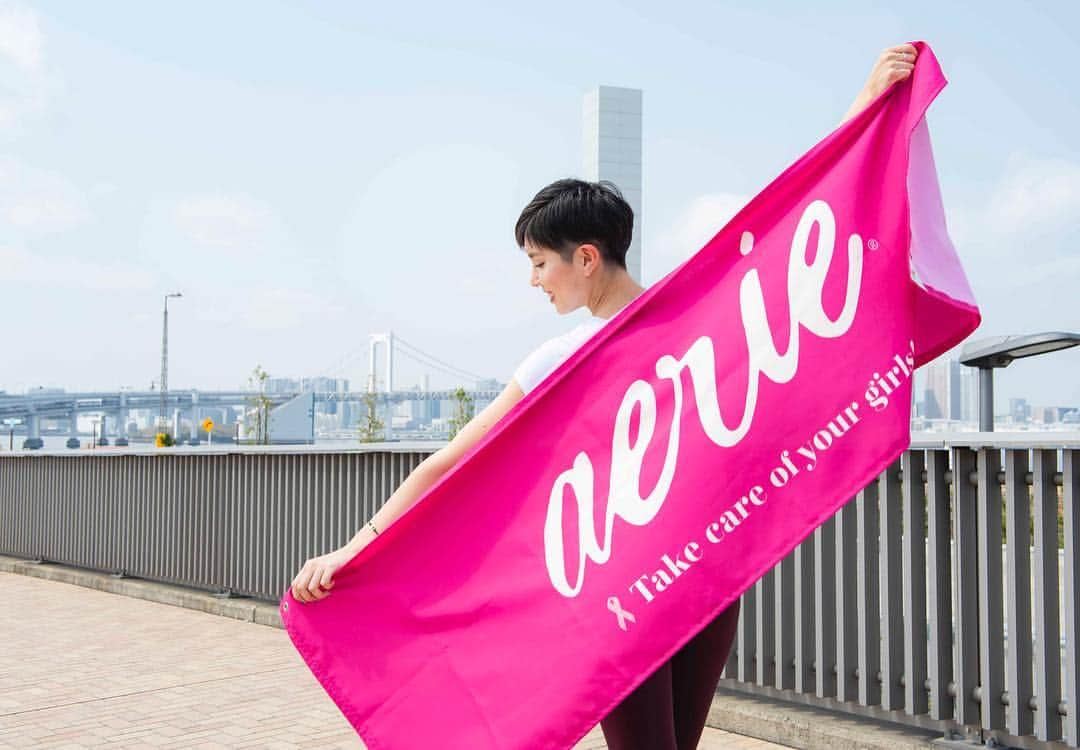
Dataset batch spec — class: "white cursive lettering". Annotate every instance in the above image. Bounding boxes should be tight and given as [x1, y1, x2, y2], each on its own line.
[543, 199, 864, 597]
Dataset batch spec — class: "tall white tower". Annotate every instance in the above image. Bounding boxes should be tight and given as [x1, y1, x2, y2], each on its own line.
[583, 85, 643, 282]
[367, 332, 394, 393]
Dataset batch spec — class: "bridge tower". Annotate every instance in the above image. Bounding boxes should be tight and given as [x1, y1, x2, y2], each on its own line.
[367, 333, 394, 393]
[23, 413, 42, 450]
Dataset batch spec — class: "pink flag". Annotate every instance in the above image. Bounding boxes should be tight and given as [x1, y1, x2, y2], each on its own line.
[281, 41, 979, 750]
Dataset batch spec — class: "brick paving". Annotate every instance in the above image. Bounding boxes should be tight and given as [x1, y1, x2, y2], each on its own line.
[0, 572, 788, 749]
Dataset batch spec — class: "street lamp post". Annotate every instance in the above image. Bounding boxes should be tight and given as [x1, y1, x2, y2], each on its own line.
[959, 332, 1080, 431]
[159, 292, 183, 435]
[3, 418, 17, 451]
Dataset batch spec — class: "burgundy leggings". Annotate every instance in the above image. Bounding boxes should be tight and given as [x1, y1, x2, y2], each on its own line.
[599, 601, 740, 750]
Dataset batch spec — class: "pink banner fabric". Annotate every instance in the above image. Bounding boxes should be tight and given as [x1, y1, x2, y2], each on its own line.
[280, 41, 979, 750]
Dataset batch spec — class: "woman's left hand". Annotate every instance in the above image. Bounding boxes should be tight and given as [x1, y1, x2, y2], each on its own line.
[861, 43, 918, 101]
[841, 43, 919, 124]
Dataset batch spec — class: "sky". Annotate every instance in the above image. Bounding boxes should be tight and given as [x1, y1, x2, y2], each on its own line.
[2, 1, 1078, 411]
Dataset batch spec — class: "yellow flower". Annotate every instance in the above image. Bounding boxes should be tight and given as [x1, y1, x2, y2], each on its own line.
[155, 433, 167, 448]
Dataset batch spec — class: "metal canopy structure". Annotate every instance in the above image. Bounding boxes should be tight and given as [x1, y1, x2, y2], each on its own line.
[959, 332, 1080, 431]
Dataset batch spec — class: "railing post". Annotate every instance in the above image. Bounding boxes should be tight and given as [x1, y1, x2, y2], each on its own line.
[857, 481, 881, 707]
[756, 569, 776, 686]
[835, 499, 859, 702]
[1033, 449, 1062, 742]
[775, 555, 796, 690]
[794, 533, 816, 694]
[926, 449, 954, 721]
[1004, 448, 1034, 737]
[1063, 449, 1079, 747]
[881, 457, 905, 711]
[815, 516, 838, 698]
[738, 583, 757, 683]
[977, 447, 1005, 732]
[902, 449, 929, 715]
[952, 447, 980, 727]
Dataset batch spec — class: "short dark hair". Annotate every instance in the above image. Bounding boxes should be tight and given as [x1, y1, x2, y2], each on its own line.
[514, 178, 634, 269]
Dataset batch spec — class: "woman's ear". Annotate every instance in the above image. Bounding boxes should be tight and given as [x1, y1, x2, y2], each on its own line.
[578, 243, 600, 274]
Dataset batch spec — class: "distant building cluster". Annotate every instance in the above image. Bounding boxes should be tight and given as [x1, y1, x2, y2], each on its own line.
[918, 357, 980, 423]
[261, 371, 505, 440]
[914, 355, 1078, 429]
[265, 377, 349, 394]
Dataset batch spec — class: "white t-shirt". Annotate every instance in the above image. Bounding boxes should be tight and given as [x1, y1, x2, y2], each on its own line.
[512, 302, 635, 395]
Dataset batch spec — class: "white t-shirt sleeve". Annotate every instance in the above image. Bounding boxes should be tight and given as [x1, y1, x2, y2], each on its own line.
[512, 337, 572, 395]
[512, 319, 606, 395]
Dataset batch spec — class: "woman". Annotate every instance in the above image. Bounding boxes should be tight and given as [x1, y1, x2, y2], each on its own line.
[290, 43, 918, 749]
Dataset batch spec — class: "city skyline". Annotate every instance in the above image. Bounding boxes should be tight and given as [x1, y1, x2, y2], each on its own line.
[2, 2, 1079, 413]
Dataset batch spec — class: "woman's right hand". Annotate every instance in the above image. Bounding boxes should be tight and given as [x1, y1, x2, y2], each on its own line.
[290, 547, 354, 604]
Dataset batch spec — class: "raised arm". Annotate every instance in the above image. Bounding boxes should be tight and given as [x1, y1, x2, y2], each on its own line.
[839, 43, 917, 126]
[289, 379, 526, 603]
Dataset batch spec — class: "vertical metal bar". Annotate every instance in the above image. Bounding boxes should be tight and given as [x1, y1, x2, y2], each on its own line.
[320, 452, 329, 552]
[903, 450, 929, 715]
[738, 585, 756, 683]
[836, 498, 859, 703]
[775, 554, 795, 690]
[268, 452, 280, 597]
[334, 452, 344, 552]
[952, 447, 980, 726]
[815, 516, 837, 698]
[926, 449, 954, 721]
[978, 368, 993, 432]
[857, 481, 881, 707]
[345, 452, 356, 549]
[755, 569, 776, 686]
[794, 533, 815, 694]
[724, 619, 739, 679]
[216, 453, 228, 593]
[1003, 448, 1033, 737]
[1033, 449, 1062, 742]
[1062, 449, 1079, 747]
[977, 448, 1005, 732]
[880, 457, 905, 711]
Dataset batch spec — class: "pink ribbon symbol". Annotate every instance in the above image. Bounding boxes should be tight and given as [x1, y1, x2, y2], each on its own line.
[607, 596, 636, 631]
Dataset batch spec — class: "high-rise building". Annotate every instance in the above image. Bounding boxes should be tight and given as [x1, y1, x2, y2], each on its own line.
[583, 85, 642, 282]
[1008, 397, 1030, 424]
[924, 357, 962, 421]
[923, 356, 980, 425]
[958, 365, 979, 424]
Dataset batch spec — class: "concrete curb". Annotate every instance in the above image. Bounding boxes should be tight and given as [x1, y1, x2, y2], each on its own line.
[707, 688, 945, 750]
[0, 554, 283, 629]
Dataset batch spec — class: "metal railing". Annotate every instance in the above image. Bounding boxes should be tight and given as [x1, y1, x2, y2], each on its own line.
[2, 436, 1078, 748]
[0, 444, 432, 602]
[719, 436, 1080, 750]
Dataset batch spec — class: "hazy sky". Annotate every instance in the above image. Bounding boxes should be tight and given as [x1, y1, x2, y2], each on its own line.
[2, 1, 1078, 410]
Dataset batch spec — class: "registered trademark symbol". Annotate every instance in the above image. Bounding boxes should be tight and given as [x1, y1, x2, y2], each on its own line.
[868, 238, 880, 250]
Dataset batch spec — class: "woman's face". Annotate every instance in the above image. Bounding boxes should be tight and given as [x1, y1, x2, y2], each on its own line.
[525, 241, 595, 314]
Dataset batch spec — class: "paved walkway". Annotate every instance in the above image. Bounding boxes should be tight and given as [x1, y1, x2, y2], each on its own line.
[0, 572, 788, 749]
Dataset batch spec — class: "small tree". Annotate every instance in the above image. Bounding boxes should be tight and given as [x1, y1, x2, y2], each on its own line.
[447, 387, 474, 440]
[246, 364, 273, 445]
[358, 391, 386, 443]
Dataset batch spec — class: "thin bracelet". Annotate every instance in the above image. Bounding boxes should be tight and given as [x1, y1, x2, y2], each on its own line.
[367, 519, 380, 536]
